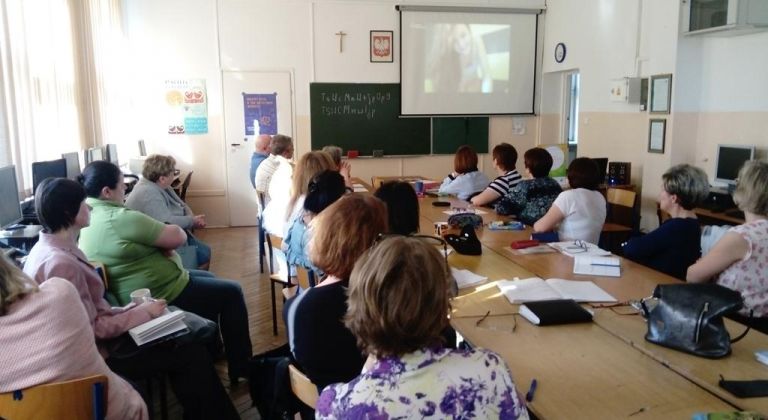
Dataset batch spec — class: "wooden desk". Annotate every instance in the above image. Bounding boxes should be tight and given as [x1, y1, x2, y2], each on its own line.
[350, 177, 372, 193]
[694, 207, 745, 226]
[418, 196, 768, 416]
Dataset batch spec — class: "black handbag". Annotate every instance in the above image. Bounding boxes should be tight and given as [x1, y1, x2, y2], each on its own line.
[641, 283, 749, 358]
[445, 225, 482, 255]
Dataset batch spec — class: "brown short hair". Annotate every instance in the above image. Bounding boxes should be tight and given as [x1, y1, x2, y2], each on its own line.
[142, 154, 176, 182]
[662, 164, 709, 210]
[733, 160, 768, 216]
[492, 143, 518, 172]
[567, 157, 600, 190]
[454, 145, 479, 174]
[270, 134, 293, 156]
[287, 151, 336, 219]
[524, 147, 554, 178]
[346, 236, 450, 357]
[309, 194, 388, 279]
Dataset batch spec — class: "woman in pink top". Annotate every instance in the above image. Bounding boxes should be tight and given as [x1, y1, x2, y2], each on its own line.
[23, 178, 239, 420]
[0, 258, 147, 420]
[688, 160, 768, 332]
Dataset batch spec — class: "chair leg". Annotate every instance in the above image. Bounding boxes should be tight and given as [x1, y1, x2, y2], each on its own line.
[258, 224, 265, 273]
[271, 280, 278, 336]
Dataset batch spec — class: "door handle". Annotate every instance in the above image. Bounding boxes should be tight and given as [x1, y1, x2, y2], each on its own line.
[231, 143, 241, 147]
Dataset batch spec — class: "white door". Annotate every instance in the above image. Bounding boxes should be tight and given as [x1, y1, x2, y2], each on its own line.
[222, 71, 293, 226]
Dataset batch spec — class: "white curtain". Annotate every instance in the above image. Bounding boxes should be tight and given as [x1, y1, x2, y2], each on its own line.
[0, 0, 125, 192]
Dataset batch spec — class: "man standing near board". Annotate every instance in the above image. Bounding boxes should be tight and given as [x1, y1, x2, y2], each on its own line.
[250, 134, 272, 189]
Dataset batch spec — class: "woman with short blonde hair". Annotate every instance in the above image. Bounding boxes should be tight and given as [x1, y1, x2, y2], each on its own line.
[316, 237, 529, 419]
[141, 154, 176, 182]
[688, 160, 768, 332]
[284, 194, 388, 390]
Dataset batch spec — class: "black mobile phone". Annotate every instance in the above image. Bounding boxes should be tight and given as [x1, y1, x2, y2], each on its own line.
[432, 201, 450, 207]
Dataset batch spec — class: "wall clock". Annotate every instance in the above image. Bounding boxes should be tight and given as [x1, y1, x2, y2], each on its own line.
[554, 42, 566, 63]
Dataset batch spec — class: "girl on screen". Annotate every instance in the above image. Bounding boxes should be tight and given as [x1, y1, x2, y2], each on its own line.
[426, 23, 492, 93]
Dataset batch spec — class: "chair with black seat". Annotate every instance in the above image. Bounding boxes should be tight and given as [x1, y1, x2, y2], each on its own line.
[267, 233, 293, 336]
[0, 374, 108, 420]
[601, 188, 639, 254]
[178, 171, 193, 202]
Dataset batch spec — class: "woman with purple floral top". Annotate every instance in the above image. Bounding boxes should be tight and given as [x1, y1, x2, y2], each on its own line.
[316, 236, 529, 419]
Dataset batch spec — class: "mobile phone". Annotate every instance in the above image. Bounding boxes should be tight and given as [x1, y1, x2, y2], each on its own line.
[432, 201, 450, 207]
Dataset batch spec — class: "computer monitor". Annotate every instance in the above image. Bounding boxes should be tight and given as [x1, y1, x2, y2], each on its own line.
[715, 144, 755, 185]
[106, 143, 119, 165]
[61, 152, 81, 180]
[32, 158, 67, 194]
[85, 146, 105, 165]
[138, 139, 147, 157]
[0, 165, 23, 230]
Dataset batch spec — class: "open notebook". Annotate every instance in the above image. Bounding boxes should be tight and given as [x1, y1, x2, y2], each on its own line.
[496, 277, 616, 304]
[129, 310, 188, 346]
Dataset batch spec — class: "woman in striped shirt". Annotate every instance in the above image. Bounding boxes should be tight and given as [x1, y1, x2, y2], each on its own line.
[470, 143, 522, 206]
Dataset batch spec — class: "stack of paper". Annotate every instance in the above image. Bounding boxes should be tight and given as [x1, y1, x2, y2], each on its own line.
[442, 208, 488, 216]
[352, 183, 368, 193]
[573, 256, 621, 277]
[129, 310, 188, 346]
[496, 277, 616, 304]
[450, 267, 488, 289]
[548, 241, 612, 258]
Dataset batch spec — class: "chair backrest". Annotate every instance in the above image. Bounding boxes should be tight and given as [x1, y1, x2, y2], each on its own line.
[295, 266, 316, 289]
[606, 188, 638, 229]
[288, 364, 318, 409]
[0, 374, 108, 420]
[90, 261, 109, 288]
[607, 188, 636, 208]
[179, 171, 194, 201]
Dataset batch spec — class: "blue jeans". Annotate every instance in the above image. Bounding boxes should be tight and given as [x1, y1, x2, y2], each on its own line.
[188, 234, 212, 267]
[171, 270, 252, 378]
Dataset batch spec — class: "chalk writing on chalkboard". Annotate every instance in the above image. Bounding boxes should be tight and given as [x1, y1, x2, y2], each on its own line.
[318, 91, 392, 120]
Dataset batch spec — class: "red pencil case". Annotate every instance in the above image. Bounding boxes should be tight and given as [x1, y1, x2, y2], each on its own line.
[511, 239, 540, 249]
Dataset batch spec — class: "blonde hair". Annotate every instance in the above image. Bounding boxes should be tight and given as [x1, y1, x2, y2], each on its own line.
[309, 194, 388, 280]
[142, 154, 176, 182]
[322, 145, 343, 167]
[0, 255, 38, 316]
[345, 236, 451, 357]
[733, 160, 768, 216]
[286, 151, 336, 220]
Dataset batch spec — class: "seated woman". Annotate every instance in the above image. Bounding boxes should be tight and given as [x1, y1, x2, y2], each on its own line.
[470, 143, 522, 207]
[534, 157, 606, 244]
[687, 160, 768, 332]
[283, 170, 347, 275]
[494, 147, 562, 225]
[623, 164, 709, 279]
[283, 151, 337, 232]
[375, 181, 420, 235]
[321, 144, 353, 188]
[23, 178, 239, 418]
[438, 145, 490, 201]
[284, 194, 388, 390]
[125, 154, 211, 270]
[316, 236, 529, 419]
[0, 257, 147, 420]
[77, 161, 252, 383]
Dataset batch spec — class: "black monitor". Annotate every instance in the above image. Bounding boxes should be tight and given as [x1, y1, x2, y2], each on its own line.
[715, 144, 754, 186]
[85, 147, 105, 165]
[106, 143, 119, 165]
[592, 158, 609, 184]
[32, 159, 67, 194]
[61, 152, 81, 180]
[0, 165, 23, 230]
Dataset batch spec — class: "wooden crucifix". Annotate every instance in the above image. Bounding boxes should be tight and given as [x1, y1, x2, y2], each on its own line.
[335, 31, 347, 53]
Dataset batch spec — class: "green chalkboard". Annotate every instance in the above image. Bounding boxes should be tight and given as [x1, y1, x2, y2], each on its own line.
[310, 83, 430, 156]
[432, 117, 489, 154]
[310, 83, 489, 156]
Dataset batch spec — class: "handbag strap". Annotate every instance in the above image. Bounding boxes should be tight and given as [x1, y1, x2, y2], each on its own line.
[694, 302, 710, 344]
[730, 310, 753, 344]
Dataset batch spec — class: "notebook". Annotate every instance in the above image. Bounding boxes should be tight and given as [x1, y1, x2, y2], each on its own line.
[573, 255, 621, 277]
[129, 310, 188, 346]
[450, 267, 487, 289]
[496, 277, 616, 304]
[519, 299, 593, 326]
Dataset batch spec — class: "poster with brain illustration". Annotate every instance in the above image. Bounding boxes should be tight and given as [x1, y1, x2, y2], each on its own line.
[165, 79, 208, 135]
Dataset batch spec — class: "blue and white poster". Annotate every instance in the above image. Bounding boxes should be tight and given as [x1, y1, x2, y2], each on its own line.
[243, 93, 277, 135]
[165, 79, 208, 135]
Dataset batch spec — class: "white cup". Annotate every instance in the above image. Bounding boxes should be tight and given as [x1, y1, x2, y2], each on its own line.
[434, 222, 449, 236]
[130, 288, 152, 305]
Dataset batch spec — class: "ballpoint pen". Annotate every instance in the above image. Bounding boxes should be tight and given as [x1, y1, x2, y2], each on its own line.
[475, 310, 491, 326]
[525, 378, 538, 402]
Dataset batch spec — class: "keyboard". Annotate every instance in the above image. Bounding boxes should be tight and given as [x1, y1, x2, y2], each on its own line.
[725, 209, 745, 220]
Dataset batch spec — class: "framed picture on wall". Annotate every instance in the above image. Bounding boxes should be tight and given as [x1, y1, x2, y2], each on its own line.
[649, 74, 672, 114]
[648, 119, 666, 154]
[370, 30, 393, 63]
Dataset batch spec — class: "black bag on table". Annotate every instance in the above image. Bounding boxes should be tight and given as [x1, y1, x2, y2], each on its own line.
[445, 225, 482, 256]
[641, 283, 749, 359]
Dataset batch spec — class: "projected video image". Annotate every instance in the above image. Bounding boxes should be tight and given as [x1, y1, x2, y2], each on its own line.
[425, 24, 510, 94]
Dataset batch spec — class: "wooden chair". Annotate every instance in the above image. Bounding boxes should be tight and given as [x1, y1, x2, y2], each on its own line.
[178, 171, 193, 202]
[267, 233, 292, 335]
[288, 364, 319, 410]
[0, 374, 108, 420]
[602, 188, 638, 254]
[296, 266, 316, 289]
